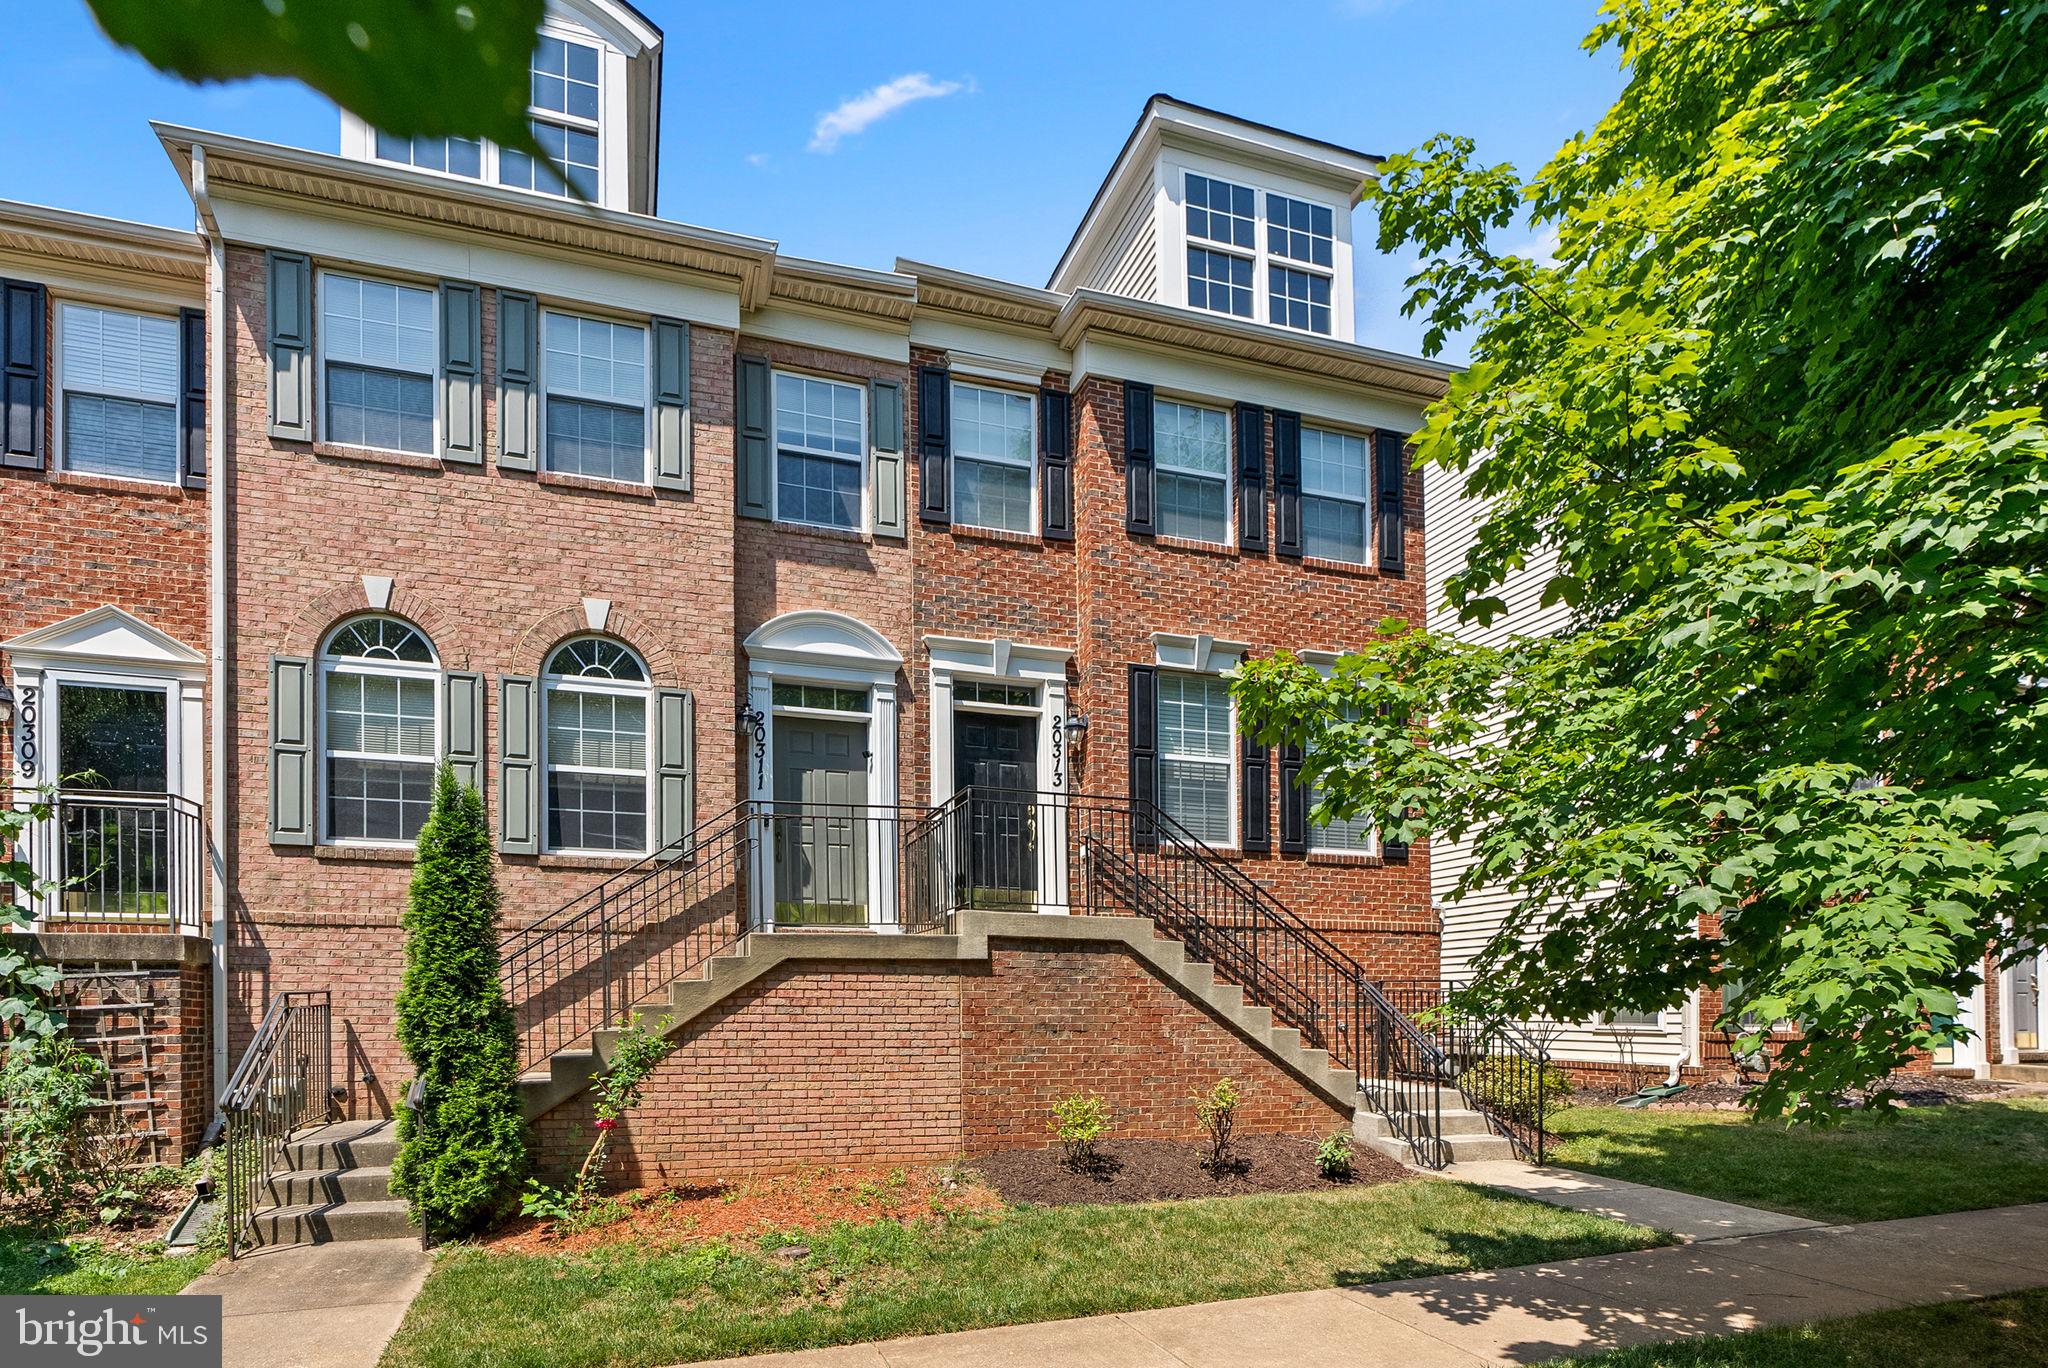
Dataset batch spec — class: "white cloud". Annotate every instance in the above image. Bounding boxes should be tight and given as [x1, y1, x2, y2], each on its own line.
[1333, 0, 1409, 15]
[746, 152, 771, 168]
[809, 73, 968, 153]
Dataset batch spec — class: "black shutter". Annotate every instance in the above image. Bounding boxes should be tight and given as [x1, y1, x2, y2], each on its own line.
[1382, 824, 1411, 862]
[1, 278, 47, 470]
[1376, 429, 1408, 573]
[1278, 744, 1307, 854]
[1273, 409, 1302, 557]
[1235, 402, 1266, 551]
[1129, 664, 1158, 851]
[178, 307, 206, 487]
[1241, 732, 1271, 853]
[917, 365, 950, 522]
[1123, 380, 1154, 535]
[1040, 387, 1073, 540]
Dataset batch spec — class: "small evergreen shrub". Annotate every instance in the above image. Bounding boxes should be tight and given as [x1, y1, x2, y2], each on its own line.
[1191, 1077, 1243, 1173]
[1315, 1129, 1355, 1181]
[1457, 1057, 1574, 1126]
[1047, 1093, 1110, 1171]
[391, 764, 526, 1237]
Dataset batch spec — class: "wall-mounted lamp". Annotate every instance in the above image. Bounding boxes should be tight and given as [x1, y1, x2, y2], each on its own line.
[0, 684, 14, 726]
[1062, 712, 1090, 760]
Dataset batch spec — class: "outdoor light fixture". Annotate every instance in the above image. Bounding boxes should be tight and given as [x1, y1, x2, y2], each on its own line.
[0, 684, 13, 725]
[1063, 713, 1090, 758]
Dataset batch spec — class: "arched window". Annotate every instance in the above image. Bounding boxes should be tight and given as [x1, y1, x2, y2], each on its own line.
[543, 637, 650, 853]
[321, 616, 439, 843]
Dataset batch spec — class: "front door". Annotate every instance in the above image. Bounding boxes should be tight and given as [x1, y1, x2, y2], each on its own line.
[2018, 951, 2043, 1053]
[773, 718, 869, 926]
[954, 711, 1038, 906]
[53, 682, 173, 920]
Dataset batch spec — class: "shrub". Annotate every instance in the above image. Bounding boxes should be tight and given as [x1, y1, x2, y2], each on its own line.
[1457, 1057, 1574, 1126]
[2, 794, 69, 1056]
[1315, 1129, 1354, 1181]
[391, 764, 526, 1238]
[1, 1036, 107, 1208]
[1047, 1093, 1110, 1170]
[1190, 1077, 1243, 1173]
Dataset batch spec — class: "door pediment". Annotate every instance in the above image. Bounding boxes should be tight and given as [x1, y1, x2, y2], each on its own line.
[4, 606, 206, 676]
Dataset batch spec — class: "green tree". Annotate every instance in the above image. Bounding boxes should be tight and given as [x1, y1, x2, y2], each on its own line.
[1233, 0, 2048, 1121]
[391, 764, 525, 1235]
[1, 795, 68, 1056]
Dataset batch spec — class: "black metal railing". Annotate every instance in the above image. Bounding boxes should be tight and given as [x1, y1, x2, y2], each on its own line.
[756, 801, 934, 930]
[6, 788, 205, 934]
[208, 990, 332, 1257]
[1379, 978, 1558, 1161]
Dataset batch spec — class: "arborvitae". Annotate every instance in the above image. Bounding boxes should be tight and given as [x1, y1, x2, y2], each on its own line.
[390, 763, 526, 1236]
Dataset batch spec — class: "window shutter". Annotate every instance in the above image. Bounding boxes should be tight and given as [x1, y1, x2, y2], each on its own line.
[265, 252, 312, 441]
[1278, 743, 1307, 855]
[1376, 429, 1407, 573]
[1235, 402, 1266, 552]
[1129, 664, 1158, 852]
[440, 281, 483, 465]
[1273, 409, 1302, 558]
[870, 378, 906, 538]
[1123, 380, 1154, 535]
[1, 278, 47, 470]
[651, 315, 691, 491]
[916, 364, 950, 522]
[172, 306, 207, 486]
[736, 353, 772, 519]
[1241, 732, 1271, 853]
[495, 289, 539, 471]
[1040, 387, 1073, 541]
[268, 655, 315, 846]
[655, 688, 695, 851]
[1382, 824, 1411, 862]
[441, 671, 485, 794]
[498, 674, 540, 854]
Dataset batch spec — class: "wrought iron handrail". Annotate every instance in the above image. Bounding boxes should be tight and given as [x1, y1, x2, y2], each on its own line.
[1377, 978, 1557, 1162]
[206, 989, 332, 1257]
[6, 787, 205, 934]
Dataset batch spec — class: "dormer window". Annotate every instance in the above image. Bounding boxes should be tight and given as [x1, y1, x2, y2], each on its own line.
[1266, 194, 1334, 269]
[1180, 173, 1338, 335]
[502, 36, 603, 199]
[374, 133, 482, 180]
[1185, 174, 1256, 251]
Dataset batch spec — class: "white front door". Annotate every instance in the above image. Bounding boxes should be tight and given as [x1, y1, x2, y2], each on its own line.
[2015, 950, 2044, 1055]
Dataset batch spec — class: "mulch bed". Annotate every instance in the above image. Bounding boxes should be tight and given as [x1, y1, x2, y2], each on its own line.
[967, 1134, 1408, 1207]
[1577, 1070, 2014, 1113]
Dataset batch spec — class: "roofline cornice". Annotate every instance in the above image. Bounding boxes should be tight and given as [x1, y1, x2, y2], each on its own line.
[0, 198, 205, 282]
[895, 259, 1062, 330]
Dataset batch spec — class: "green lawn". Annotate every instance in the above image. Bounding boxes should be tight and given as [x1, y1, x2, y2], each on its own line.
[0, 1225, 213, 1296]
[1548, 1098, 2048, 1225]
[382, 1180, 1664, 1368]
[1546, 1287, 2048, 1367]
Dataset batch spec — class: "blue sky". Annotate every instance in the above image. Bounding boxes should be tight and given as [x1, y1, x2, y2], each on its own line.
[0, 1, 1624, 362]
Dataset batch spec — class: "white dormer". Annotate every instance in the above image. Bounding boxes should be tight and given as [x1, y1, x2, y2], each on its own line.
[338, 0, 663, 214]
[1048, 96, 1379, 343]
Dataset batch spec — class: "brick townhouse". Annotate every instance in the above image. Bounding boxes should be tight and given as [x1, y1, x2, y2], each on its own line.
[6, 1, 2032, 1200]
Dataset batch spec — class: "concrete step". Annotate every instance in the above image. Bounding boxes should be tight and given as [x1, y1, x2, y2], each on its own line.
[264, 1164, 395, 1207]
[1990, 1062, 2048, 1083]
[1354, 1107, 1496, 1139]
[251, 1198, 413, 1246]
[281, 1120, 396, 1171]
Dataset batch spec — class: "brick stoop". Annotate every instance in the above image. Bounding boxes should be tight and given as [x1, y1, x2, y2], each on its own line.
[252, 1119, 413, 1247]
[518, 911, 1362, 1125]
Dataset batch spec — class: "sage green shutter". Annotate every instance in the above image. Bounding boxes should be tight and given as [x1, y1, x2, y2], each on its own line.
[870, 378, 905, 538]
[442, 671, 485, 793]
[268, 655, 315, 846]
[266, 252, 312, 440]
[440, 281, 482, 464]
[496, 290, 539, 471]
[654, 688, 695, 851]
[651, 315, 691, 490]
[499, 674, 540, 853]
[736, 354, 771, 519]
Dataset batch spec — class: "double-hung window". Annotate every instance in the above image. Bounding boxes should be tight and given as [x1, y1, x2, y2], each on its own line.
[1266, 193, 1336, 335]
[502, 35, 602, 199]
[543, 312, 647, 482]
[321, 275, 437, 455]
[773, 371, 866, 530]
[1185, 173, 1256, 319]
[1157, 671, 1235, 846]
[544, 638, 650, 854]
[1307, 709, 1375, 854]
[57, 304, 179, 483]
[951, 382, 1034, 534]
[1300, 425, 1371, 563]
[374, 132, 483, 180]
[1154, 398, 1230, 543]
[321, 616, 438, 844]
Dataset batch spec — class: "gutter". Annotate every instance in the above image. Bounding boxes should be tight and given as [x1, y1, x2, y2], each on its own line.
[190, 145, 232, 1100]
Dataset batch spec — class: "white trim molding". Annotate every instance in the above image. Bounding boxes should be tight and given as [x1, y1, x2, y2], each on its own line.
[1151, 631, 1250, 676]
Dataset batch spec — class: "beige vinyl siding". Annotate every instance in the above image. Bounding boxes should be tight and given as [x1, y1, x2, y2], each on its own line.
[1084, 183, 1158, 301]
[1425, 460, 1691, 1069]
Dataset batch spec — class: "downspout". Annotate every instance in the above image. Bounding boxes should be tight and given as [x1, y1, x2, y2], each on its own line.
[191, 145, 233, 1100]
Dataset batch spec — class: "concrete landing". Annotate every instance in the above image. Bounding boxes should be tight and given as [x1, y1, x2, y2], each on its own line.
[182, 1237, 429, 1368]
[1441, 1160, 1823, 1243]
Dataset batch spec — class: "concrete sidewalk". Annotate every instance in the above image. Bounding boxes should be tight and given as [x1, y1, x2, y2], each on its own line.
[1438, 1161, 1823, 1243]
[182, 1237, 430, 1368]
[685, 1203, 2048, 1367]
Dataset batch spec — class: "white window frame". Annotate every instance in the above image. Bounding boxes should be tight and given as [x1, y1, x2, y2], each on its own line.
[1156, 667, 1238, 851]
[316, 616, 441, 849]
[313, 271, 441, 457]
[1307, 739, 1379, 857]
[541, 637, 654, 857]
[1182, 172, 1257, 321]
[770, 368, 870, 533]
[538, 307, 653, 485]
[504, 30, 605, 201]
[1299, 422, 1373, 565]
[949, 379, 1038, 536]
[1153, 396, 1234, 548]
[51, 300, 184, 487]
[1263, 191, 1337, 337]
